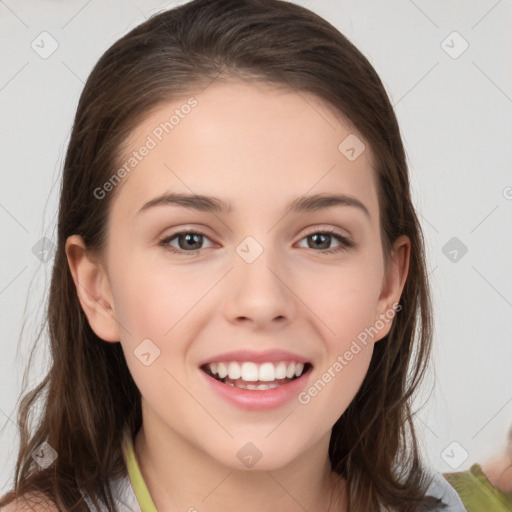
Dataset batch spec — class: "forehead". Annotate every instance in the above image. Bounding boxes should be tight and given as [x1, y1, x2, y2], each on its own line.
[111, 80, 378, 221]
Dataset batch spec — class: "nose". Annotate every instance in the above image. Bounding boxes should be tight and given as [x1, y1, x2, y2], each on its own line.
[223, 245, 297, 330]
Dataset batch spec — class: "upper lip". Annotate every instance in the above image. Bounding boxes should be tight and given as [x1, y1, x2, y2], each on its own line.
[198, 349, 312, 366]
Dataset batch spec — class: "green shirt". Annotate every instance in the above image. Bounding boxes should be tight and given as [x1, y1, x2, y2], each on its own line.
[444, 464, 512, 512]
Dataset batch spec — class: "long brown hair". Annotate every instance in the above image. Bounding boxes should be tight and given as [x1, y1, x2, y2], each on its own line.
[1, 1, 444, 510]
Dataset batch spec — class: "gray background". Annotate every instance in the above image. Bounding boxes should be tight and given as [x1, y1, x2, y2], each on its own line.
[1, 0, 511, 492]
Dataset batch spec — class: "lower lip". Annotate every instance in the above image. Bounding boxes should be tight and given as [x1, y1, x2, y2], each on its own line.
[200, 367, 312, 411]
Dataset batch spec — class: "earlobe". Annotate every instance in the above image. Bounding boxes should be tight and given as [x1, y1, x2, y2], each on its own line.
[373, 235, 411, 342]
[65, 235, 120, 342]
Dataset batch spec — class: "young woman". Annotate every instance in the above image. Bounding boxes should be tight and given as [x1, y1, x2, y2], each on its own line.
[0, 1, 467, 510]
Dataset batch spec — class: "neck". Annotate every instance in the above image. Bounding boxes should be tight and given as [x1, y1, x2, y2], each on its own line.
[134, 421, 346, 512]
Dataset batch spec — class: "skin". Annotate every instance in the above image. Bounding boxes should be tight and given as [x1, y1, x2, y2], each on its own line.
[66, 80, 410, 512]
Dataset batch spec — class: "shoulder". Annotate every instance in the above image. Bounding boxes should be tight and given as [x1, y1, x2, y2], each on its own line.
[78, 473, 139, 512]
[425, 471, 468, 511]
[443, 463, 512, 511]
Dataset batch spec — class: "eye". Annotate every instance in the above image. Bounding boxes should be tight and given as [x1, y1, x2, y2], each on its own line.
[297, 229, 354, 254]
[159, 230, 215, 255]
[159, 228, 354, 256]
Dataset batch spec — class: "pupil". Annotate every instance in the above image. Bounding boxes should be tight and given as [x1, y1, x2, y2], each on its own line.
[311, 233, 329, 249]
[181, 233, 201, 249]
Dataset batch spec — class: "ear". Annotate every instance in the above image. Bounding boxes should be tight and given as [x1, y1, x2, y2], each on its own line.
[65, 235, 120, 342]
[372, 234, 410, 343]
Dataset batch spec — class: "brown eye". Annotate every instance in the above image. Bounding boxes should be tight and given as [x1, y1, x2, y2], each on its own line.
[298, 230, 354, 254]
[159, 231, 214, 254]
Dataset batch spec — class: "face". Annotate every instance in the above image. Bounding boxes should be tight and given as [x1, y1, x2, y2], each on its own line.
[69, 79, 408, 471]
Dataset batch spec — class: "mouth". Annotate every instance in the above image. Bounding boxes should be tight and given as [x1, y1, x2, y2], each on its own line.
[200, 361, 313, 390]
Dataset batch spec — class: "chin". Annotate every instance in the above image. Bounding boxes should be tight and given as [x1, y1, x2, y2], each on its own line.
[205, 438, 309, 473]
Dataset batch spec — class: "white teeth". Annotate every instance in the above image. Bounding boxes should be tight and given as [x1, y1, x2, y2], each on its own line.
[241, 362, 259, 381]
[256, 382, 280, 390]
[258, 362, 275, 381]
[275, 362, 287, 379]
[228, 362, 241, 380]
[205, 360, 307, 382]
[286, 362, 296, 379]
[217, 362, 228, 379]
[226, 381, 281, 390]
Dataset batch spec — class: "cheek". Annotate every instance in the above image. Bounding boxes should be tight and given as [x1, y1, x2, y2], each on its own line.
[110, 258, 203, 422]
[303, 258, 383, 341]
[297, 344, 373, 439]
[295, 259, 382, 416]
[297, 266, 380, 421]
[107, 251, 228, 397]
[109, 250, 199, 339]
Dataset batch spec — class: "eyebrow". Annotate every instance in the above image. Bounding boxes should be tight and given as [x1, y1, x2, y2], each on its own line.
[137, 192, 370, 218]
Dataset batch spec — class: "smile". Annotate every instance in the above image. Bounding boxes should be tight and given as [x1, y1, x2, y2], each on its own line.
[201, 361, 311, 390]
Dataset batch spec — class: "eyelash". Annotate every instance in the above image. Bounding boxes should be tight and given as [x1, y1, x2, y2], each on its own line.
[158, 228, 354, 256]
